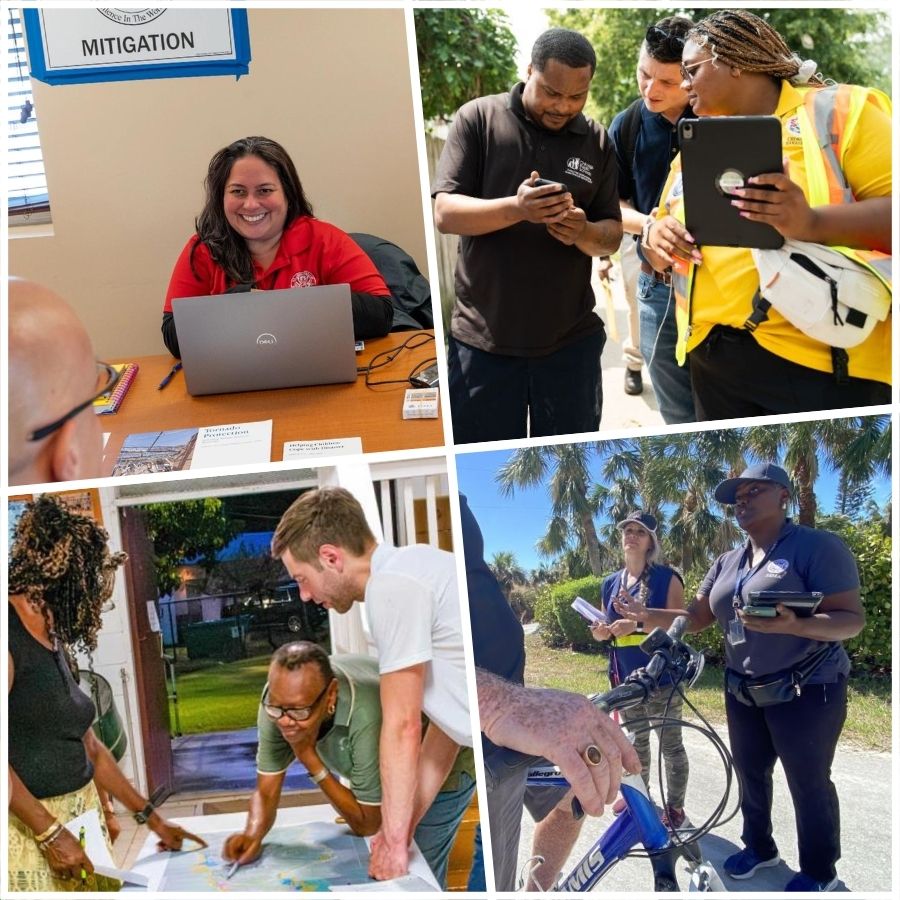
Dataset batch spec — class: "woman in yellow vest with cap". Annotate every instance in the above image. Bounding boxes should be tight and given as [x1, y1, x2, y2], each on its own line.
[642, 10, 891, 420]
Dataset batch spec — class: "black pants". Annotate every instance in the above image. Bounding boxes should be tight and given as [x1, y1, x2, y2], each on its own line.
[447, 330, 605, 444]
[725, 677, 847, 882]
[689, 326, 890, 420]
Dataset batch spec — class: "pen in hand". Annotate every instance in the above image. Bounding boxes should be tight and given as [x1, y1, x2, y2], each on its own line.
[79, 826, 87, 887]
[225, 859, 240, 880]
[157, 362, 183, 391]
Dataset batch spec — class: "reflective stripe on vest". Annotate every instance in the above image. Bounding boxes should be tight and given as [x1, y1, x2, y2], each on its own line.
[672, 82, 892, 360]
[797, 84, 892, 290]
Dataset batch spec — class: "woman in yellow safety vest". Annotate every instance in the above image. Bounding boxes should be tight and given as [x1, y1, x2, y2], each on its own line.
[642, 9, 891, 420]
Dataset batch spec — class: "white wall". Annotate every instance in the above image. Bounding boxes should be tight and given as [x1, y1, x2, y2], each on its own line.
[9, 8, 428, 358]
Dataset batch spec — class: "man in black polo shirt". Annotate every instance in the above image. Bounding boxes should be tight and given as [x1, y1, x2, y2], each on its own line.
[608, 16, 696, 424]
[433, 28, 622, 443]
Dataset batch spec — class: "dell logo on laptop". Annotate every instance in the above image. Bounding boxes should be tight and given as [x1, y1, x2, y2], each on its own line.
[257, 333, 277, 345]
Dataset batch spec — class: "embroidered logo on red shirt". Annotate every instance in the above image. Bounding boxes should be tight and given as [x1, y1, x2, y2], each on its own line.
[290, 271, 318, 288]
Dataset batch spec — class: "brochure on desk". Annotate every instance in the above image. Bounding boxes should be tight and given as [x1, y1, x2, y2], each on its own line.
[111, 421, 272, 476]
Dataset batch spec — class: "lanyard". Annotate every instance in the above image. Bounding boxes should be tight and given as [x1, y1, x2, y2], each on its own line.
[615, 567, 646, 601]
[732, 536, 784, 606]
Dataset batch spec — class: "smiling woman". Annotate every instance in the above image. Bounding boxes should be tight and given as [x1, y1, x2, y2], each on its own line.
[161, 135, 394, 359]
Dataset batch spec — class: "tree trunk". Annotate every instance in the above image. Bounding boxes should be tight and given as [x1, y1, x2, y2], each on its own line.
[794, 458, 817, 525]
[580, 509, 604, 575]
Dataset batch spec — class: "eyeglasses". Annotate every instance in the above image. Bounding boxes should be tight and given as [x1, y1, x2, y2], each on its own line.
[27, 362, 122, 442]
[680, 57, 714, 83]
[263, 682, 330, 723]
[363, 332, 436, 387]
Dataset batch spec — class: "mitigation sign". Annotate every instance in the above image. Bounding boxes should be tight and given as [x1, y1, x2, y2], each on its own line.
[24, 8, 250, 85]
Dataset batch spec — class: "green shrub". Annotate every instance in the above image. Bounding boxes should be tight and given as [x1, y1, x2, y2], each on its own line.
[535, 575, 604, 651]
[818, 516, 891, 671]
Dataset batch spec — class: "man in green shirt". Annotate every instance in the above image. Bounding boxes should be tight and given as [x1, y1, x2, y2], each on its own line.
[223, 642, 475, 888]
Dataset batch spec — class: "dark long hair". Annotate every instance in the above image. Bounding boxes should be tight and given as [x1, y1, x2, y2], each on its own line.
[8, 495, 126, 657]
[191, 136, 315, 286]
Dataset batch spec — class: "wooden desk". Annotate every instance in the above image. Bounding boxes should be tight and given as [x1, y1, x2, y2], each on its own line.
[102, 332, 442, 474]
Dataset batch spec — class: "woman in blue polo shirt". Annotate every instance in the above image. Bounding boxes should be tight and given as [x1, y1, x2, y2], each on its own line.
[615, 463, 865, 892]
[590, 510, 688, 829]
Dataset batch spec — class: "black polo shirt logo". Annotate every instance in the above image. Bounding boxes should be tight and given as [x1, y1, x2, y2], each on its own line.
[565, 156, 595, 184]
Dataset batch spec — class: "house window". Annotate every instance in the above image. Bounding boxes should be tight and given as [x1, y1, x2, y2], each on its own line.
[6, 6, 51, 225]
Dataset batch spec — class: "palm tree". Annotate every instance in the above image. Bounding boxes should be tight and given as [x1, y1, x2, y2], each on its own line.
[742, 417, 890, 525]
[496, 443, 607, 574]
[489, 551, 527, 598]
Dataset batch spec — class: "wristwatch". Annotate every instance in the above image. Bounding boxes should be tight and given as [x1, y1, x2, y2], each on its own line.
[133, 802, 155, 825]
[635, 621, 645, 634]
[640, 216, 654, 251]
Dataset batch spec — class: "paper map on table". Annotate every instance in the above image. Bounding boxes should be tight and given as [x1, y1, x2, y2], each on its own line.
[158, 822, 371, 892]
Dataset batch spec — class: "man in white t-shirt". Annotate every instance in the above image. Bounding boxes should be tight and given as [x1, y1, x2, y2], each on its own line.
[272, 487, 473, 883]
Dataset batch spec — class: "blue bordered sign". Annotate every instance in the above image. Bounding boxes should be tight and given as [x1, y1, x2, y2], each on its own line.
[24, 8, 250, 85]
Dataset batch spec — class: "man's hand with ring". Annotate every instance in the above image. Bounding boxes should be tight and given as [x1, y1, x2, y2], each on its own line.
[478, 671, 641, 817]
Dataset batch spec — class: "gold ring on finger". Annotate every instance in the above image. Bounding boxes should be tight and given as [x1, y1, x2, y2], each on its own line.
[583, 744, 603, 766]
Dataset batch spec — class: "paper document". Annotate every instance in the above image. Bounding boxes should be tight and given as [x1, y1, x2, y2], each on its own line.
[283, 437, 363, 460]
[63, 810, 148, 887]
[571, 595, 607, 624]
[111, 420, 272, 476]
[190, 420, 273, 469]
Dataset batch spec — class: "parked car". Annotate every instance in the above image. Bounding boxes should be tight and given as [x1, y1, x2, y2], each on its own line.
[236, 589, 328, 642]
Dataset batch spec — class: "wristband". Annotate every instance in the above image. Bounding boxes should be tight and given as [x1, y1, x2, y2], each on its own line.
[310, 768, 329, 785]
[635, 621, 645, 634]
[33, 819, 61, 843]
[640, 216, 654, 251]
[133, 802, 155, 825]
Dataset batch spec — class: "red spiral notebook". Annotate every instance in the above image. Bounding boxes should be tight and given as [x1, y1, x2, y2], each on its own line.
[93, 363, 138, 415]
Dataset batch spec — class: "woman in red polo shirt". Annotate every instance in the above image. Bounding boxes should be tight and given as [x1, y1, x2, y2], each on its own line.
[162, 136, 392, 358]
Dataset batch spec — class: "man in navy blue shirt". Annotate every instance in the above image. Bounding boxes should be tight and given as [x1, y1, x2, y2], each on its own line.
[608, 17, 696, 424]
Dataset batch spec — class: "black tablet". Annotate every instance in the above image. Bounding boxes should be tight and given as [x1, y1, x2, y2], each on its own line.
[747, 590, 824, 617]
[678, 116, 785, 249]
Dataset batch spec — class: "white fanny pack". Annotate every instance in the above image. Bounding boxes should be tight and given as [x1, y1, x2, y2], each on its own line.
[747, 240, 891, 349]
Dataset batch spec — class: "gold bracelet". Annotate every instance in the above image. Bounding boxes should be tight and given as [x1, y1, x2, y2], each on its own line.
[33, 819, 61, 843]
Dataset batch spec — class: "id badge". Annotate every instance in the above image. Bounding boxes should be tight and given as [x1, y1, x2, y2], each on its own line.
[729, 615, 746, 646]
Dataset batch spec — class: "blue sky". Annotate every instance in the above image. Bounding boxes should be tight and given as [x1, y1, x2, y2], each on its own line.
[457, 440, 891, 573]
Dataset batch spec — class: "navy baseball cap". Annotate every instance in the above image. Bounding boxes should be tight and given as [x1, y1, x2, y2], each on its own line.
[714, 463, 792, 504]
[616, 510, 658, 533]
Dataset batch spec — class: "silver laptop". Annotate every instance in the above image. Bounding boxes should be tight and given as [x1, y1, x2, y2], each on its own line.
[172, 285, 358, 396]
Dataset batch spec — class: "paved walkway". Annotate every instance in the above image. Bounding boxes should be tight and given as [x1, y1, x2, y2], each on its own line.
[595, 258, 666, 432]
[517, 727, 891, 892]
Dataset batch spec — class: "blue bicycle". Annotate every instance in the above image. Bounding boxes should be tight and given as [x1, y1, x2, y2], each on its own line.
[518, 616, 738, 891]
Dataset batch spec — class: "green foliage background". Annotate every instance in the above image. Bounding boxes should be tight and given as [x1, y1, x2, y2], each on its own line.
[415, 8, 890, 127]
[535, 516, 890, 672]
[548, 8, 891, 127]
[414, 8, 518, 122]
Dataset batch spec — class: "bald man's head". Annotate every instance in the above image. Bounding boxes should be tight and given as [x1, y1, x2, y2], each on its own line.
[9, 278, 103, 485]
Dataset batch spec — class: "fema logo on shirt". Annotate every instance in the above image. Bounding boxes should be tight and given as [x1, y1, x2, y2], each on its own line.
[767, 559, 790, 577]
[565, 156, 595, 184]
[290, 271, 318, 288]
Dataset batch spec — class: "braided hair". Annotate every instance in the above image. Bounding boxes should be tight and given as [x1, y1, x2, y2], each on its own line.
[8, 495, 126, 658]
[688, 10, 824, 85]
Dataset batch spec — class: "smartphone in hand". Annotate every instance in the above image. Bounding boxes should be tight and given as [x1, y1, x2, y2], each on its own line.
[532, 177, 569, 195]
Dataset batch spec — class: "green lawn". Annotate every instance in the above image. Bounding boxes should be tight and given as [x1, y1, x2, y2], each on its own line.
[168, 654, 271, 735]
[524, 632, 890, 752]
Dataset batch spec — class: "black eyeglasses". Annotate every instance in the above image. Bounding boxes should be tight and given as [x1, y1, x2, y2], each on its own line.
[27, 362, 122, 442]
[362, 332, 436, 387]
[263, 682, 330, 723]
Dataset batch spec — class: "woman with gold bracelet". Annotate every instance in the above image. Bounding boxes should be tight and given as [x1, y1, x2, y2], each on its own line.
[8, 495, 206, 892]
